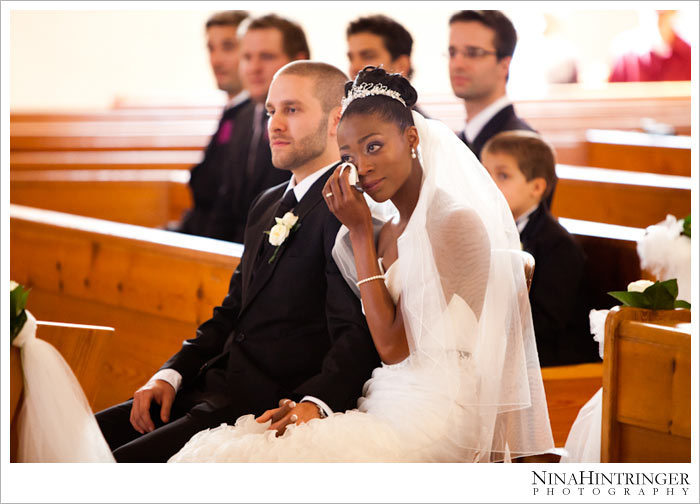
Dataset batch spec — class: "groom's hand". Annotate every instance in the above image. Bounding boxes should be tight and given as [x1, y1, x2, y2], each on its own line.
[256, 398, 321, 436]
[130, 379, 175, 434]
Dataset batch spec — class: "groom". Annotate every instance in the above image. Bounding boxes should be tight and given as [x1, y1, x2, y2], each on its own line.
[96, 61, 380, 462]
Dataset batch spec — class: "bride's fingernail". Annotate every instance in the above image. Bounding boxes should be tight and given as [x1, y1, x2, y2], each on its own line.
[288, 401, 296, 408]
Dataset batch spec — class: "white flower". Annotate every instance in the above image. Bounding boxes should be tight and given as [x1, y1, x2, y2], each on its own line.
[277, 211, 299, 229]
[627, 279, 654, 293]
[10, 280, 19, 291]
[268, 223, 290, 246]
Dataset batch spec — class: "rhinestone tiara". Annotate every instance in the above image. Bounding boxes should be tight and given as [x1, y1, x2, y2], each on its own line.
[341, 82, 407, 114]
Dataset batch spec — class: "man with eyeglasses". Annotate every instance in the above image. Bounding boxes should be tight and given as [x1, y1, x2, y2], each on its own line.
[448, 10, 534, 160]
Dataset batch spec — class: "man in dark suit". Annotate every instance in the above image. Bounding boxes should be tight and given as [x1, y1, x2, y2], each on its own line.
[177, 14, 310, 244]
[96, 61, 380, 462]
[482, 131, 599, 367]
[447, 10, 534, 160]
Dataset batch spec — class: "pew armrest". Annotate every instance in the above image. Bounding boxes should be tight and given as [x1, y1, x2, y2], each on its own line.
[601, 306, 691, 462]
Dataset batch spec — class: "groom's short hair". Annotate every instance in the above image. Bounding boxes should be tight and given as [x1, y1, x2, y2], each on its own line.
[275, 61, 348, 113]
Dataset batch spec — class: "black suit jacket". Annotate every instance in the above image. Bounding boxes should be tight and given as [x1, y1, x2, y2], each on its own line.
[163, 166, 380, 414]
[458, 104, 534, 161]
[178, 99, 291, 244]
[520, 203, 599, 367]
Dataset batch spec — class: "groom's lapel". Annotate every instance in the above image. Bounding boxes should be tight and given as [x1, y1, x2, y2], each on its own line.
[241, 166, 336, 312]
[241, 185, 286, 295]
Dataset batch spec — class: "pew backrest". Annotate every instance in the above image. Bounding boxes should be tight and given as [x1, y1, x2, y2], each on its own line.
[10, 169, 191, 227]
[586, 129, 691, 177]
[10, 205, 242, 409]
[552, 165, 691, 228]
[10, 150, 203, 171]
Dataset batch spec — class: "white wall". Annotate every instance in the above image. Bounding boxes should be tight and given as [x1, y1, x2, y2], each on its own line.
[8, 4, 694, 110]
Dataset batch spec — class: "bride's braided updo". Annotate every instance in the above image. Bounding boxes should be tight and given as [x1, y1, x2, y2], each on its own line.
[340, 66, 418, 132]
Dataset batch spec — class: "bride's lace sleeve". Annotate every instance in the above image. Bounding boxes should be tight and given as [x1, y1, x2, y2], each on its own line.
[427, 198, 490, 319]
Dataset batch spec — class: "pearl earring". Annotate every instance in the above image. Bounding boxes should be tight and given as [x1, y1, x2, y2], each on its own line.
[411, 147, 417, 159]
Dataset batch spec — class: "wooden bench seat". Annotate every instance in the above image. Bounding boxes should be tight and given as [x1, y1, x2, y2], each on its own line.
[586, 129, 691, 177]
[10, 169, 191, 227]
[10, 150, 202, 171]
[10, 204, 242, 410]
[552, 165, 691, 228]
[602, 307, 691, 462]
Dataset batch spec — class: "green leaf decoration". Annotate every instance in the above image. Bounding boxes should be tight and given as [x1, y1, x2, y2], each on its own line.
[682, 214, 691, 238]
[659, 278, 679, 299]
[608, 290, 651, 308]
[674, 300, 691, 309]
[643, 281, 676, 310]
[10, 282, 31, 344]
[608, 278, 690, 311]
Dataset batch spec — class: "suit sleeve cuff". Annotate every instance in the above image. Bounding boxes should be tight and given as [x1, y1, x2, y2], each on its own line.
[300, 396, 333, 418]
[152, 369, 182, 392]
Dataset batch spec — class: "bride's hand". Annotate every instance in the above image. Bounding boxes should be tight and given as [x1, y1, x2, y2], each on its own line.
[256, 399, 321, 437]
[323, 164, 372, 237]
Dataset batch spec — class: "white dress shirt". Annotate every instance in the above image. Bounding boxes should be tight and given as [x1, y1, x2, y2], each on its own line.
[462, 94, 511, 144]
[516, 203, 539, 234]
[153, 162, 337, 418]
[225, 90, 249, 110]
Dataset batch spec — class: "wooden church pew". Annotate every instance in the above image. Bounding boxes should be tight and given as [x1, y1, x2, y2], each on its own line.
[552, 165, 691, 229]
[11, 321, 115, 461]
[602, 307, 691, 462]
[10, 169, 191, 227]
[10, 150, 202, 171]
[10, 108, 220, 122]
[586, 129, 691, 177]
[535, 219, 646, 449]
[10, 204, 242, 411]
[561, 218, 645, 310]
[10, 120, 215, 151]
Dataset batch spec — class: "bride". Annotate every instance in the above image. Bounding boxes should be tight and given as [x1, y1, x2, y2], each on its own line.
[170, 67, 553, 462]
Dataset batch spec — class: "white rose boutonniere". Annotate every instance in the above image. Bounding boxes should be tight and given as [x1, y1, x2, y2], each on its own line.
[264, 211, 301, 263]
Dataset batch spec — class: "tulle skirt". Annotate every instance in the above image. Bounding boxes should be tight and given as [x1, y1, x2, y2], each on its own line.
[169, 357, 475, 462]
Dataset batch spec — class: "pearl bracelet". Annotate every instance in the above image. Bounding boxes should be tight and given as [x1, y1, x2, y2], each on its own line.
[356, 274, 385, 287]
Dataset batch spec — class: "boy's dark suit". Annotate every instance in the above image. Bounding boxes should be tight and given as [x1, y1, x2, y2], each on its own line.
[520, 203, 599, 367]
[97, 166, 380, 462]
[458, 104, 534, 160]
[178, 99, 291, 243]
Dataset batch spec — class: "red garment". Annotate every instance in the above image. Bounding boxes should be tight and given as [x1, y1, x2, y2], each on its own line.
[609, 32, 691, 82]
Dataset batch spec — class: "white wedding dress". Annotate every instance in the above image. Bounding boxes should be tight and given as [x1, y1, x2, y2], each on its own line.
[170, 259, 480, 462]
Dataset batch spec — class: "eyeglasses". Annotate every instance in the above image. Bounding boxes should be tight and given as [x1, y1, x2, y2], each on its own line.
[447, 46, 499, 60]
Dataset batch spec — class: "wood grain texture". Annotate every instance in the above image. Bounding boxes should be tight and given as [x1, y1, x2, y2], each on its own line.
[10, 170, 191, 227]
[587, 133, 690, 177]
[10, 205, 241, 410]
[10, 150, 202, 171]
[601, 307, 691, 462]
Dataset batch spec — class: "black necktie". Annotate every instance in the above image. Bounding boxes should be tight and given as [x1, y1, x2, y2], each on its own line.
[276, 188, 298, 219]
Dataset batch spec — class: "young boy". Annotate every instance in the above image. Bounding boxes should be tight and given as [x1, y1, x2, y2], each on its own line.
[482, 130, 599, 366]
